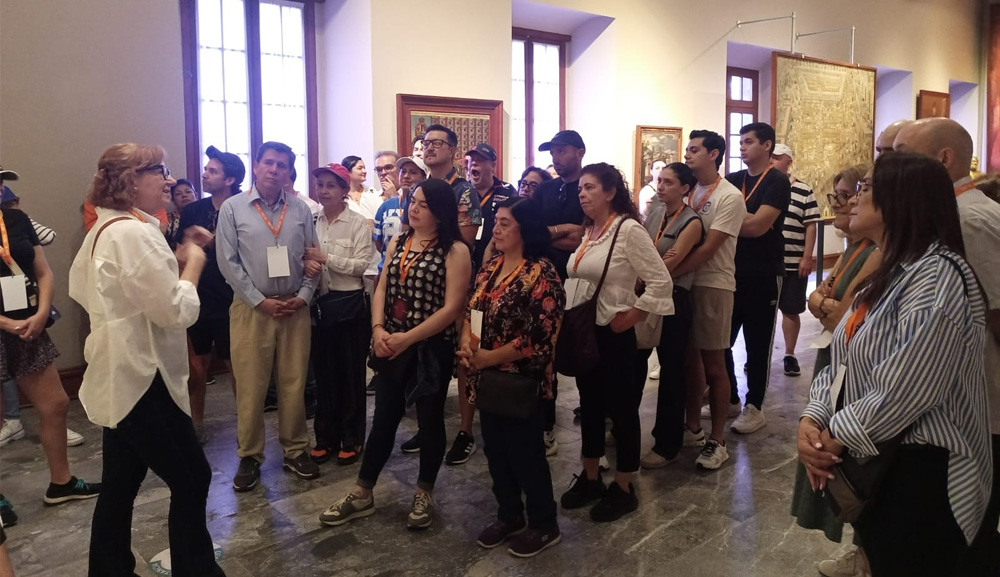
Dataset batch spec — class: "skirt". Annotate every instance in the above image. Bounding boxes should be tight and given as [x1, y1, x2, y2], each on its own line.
[0, 329, 60, 382]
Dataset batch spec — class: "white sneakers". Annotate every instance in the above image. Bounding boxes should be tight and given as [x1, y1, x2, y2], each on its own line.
[700, 402, 742, 420]
[543, 430, 558, 457]
[639, 450, 673, 469]
[683, 427, 706, 447]
[648, 367, 660, 380]
[817, 547, 871, 577]
[731, 405, 767, 434]
[0, 419, 25, 447]
[695, 440, 729, 470]
[0, 420, 85, 447]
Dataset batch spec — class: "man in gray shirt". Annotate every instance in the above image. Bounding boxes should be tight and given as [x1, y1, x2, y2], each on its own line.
[217, 141, 321, 491]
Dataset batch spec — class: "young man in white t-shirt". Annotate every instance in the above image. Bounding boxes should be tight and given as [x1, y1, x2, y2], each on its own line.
[638, 158, 666, 219]
[669, 130, 746, 470]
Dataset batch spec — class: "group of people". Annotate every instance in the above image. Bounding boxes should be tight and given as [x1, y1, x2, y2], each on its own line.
[0, 112, 997, 575]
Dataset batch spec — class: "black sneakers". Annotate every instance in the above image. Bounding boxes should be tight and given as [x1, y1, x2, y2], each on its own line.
[400, 432, 421, 454]
[476, 516, 527, 549]
[783, 355, 801, 376]
[283, 453, 321, 480]
[0, 494, 17, 526]
[507, 525, 562, 558]
[43, 477, 101, 506]
[590, 482, 638, 522]
[445, 431, 477, 466]
[560, 470, 606, 509]
[233, 457, 261, 491]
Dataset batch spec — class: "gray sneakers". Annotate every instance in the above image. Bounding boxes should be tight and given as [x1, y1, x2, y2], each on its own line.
[320, 492, 375, 526]
[407, 492, 435, 529]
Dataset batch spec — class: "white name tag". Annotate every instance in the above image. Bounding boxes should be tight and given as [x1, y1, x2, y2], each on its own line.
[475, 225, 484, 241]
[0, 275, 28, 312]
[830, 363, 847, 413]
[470, 309, 484, 339]
[267, 245, 291, 278]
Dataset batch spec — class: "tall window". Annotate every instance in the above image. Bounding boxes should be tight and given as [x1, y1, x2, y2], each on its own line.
[511, 28, 569, 175]
[725, 66, 759, 175]
[182, 0, 317, 193]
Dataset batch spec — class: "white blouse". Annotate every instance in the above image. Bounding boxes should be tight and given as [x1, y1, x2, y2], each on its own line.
[315, 204, 372, 293]
[566, 215, 674, 325]
[69, 207, 200, 428]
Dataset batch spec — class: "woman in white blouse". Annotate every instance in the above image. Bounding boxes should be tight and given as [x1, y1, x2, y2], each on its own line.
[70, 143, 224, 577]
[304, 163, 373, 466]
[559, 162, 673, 523]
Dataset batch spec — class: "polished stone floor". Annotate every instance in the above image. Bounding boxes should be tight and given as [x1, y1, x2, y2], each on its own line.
[2, 314, 866, 577]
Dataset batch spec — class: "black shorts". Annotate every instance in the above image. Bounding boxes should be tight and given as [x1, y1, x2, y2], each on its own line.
[188, 316, 231, 359]
[778, 272, 808, 315]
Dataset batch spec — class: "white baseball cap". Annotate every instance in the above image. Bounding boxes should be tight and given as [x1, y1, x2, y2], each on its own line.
[396, 156, 428, 176]
[772, 143, 794, 158]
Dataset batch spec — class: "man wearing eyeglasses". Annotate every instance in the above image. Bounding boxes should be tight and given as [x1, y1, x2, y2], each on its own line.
[421, 124, 482, 247]
[465, 143, 517, 270]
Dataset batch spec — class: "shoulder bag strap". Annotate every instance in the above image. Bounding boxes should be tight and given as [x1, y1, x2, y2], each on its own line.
[90, 217, 133, 259]
[592, 218, 626, 299]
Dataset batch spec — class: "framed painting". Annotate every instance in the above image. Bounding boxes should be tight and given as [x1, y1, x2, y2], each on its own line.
[772, 52, 876, 216]
[396, 94, 504, 178]
[989, 5, 1000, 171]
[916, 90, 950, 119]
[633, 125, 683, 204]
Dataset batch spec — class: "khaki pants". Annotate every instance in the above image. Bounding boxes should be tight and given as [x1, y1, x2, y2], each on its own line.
[230, 298, 311, 462]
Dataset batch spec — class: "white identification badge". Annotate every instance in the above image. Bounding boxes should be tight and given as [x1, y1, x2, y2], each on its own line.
[475, 225, 484, 241]
[830, 363, 847, 413]
[0, 275, 28, 312]
[810, 330, 834, 349]
[470, 309, 484, 339]
[266, 245, 291, 278]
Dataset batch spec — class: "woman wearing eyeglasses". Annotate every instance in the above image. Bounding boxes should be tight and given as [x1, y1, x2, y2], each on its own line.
[517, 167, 553, 200]
[790, 164, 879, 576]
[70, 144, 224, 576]
[799, 153, 992, 576]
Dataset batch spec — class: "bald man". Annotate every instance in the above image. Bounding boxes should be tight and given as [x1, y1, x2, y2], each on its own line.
[874, 120, 912, 156]
[894, 117, 1000, 572]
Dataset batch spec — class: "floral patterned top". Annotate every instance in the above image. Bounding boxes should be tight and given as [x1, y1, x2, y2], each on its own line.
[465, 254, 565, 401]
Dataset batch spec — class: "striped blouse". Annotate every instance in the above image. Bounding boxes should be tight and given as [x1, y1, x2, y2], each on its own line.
[802, 244, 992, 543]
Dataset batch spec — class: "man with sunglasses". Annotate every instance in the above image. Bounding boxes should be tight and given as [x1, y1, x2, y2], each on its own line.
[421, 124, 482, 247]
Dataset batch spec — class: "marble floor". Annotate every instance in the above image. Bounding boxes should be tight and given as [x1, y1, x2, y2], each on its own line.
[2, 315, 864, 577]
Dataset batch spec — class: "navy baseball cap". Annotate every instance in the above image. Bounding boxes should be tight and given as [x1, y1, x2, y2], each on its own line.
[205, 145, 247, 184]
[466, 143, 497, 162]
[538, 130, 585, 152]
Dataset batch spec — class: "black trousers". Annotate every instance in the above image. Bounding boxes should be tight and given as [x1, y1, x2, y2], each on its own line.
[964, 434, 1000, 575]
[542, 378, 558, 432]
[725, 274, 782, 408]
[634, 288, 692, 459]
[310, 311, 371, 451]
[853, 445, 972, 577]
[89, 374, 224, 577]
[480, 408, 557, 529]
[578, 325, 640, 472]
[357, 338, 452, 492]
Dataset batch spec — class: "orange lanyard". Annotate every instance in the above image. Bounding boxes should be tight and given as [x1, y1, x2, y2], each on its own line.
[654, 206, 684, 248]
[955, 181, 977, 197]
[844, 301, 869, 345]
[251, 193, 287, 243]
[0, 211, 11, 267]
[826, 239, 872, 290]
[741, 166, 773, 203]
[690, 175, 721, 213]
[480, 192, 494, 208]
[473, 255, 526, 305]
[446, 170, 459, 185]
[572, 214, 616, 273]
[397, 234, 436, 285]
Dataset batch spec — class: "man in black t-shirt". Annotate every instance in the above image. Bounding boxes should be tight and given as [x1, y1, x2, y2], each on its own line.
[722, 123, 790, 435]
[465, 143, 517, 270]
[177, 145, 245, 442]
[533, 130, 587, 282]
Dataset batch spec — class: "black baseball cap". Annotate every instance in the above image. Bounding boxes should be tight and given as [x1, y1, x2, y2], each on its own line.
[0, 166, 20, 182]
[205, 145, 246, 184]
[466, 143, 497, 162]
[538, 130, 585, 152]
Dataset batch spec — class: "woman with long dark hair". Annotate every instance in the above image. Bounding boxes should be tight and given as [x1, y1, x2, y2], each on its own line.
[320, 178, 471, 531]
[799, 153, 991, 576]
[458, 197, 565, 557]
[559, 162, 673, 523]
[342, 155, 381, 223]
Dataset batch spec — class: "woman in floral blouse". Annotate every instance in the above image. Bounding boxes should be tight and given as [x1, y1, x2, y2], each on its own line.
[458, 197, 566, 559]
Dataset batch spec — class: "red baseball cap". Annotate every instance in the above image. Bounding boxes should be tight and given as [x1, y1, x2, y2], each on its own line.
[311, 163, 351, 187]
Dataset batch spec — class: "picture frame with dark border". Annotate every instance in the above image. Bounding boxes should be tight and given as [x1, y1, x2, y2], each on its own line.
[397, 94, 504, 178]
[916, 89, 951, 119]
[633, 125, 683, 205]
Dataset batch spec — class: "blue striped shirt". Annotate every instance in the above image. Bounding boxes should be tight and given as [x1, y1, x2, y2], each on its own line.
[802, 244, 992, 543]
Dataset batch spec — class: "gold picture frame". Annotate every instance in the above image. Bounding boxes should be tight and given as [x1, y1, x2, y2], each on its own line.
[633, 125, 683, 204]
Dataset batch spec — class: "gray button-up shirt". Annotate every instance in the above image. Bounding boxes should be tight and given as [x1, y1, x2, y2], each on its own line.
[216, 185, 318, 307]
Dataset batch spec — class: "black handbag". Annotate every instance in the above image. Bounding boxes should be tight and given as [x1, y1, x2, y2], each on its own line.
[312, 289, 367, 327]
[555, 219, 624, 377]
[475, 370, 540, 420]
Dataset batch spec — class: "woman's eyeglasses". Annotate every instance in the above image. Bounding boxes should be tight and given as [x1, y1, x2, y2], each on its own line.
[855, 178, 872, 195]
[826, 191, 853, 207]
[138, 164, 171, 179]
[518, 180, 540, 191]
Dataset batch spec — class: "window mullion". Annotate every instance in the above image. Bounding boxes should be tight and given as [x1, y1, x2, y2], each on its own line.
[524, 39, 535, 168]
[245, 0, 263, 162]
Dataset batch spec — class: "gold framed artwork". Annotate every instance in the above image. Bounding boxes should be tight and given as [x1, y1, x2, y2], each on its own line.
[633, 125, 683, 204]
[396, 94, 504, 178]
[916, 90, 950, 119]
[772, 52, 876, 215]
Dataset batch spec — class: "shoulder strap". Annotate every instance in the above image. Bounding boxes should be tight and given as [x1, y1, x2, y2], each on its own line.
[90, 217, 133, 259]
[592, 218, 627, 298]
